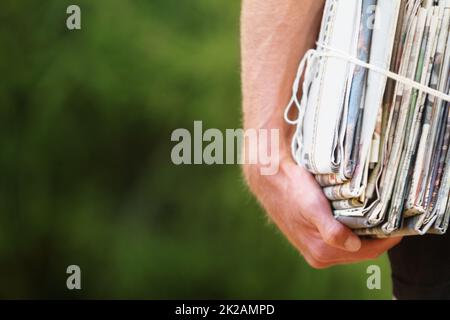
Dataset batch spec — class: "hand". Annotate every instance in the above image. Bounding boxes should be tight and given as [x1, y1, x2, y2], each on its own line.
[240, 0, 401, 269]
[243, 160, 402, 269]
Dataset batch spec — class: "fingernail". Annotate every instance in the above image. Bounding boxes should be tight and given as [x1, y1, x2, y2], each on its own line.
[344, 236, 361, 252]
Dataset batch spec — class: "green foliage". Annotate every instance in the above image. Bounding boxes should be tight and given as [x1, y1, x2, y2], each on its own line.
[0, 0, 392, 299]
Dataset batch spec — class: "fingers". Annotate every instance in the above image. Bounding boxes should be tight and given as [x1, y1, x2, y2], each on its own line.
[296, 172, 361, 252]
[315, 212, 362, 252]
[331, 237, 402, 263]
[285, 165, 402, 268]
[302, 236, 403, 269]
[357, 236, 403, 259]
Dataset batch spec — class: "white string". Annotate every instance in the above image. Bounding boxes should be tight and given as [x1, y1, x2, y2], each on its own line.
[284, 42, 450, 165]
[317, 43, 450, 103]
[283, 49, 318, 163]
[284, 49, 317, 125]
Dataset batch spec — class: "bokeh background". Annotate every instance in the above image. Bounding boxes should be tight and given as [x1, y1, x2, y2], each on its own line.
[0, 0, 392, 299]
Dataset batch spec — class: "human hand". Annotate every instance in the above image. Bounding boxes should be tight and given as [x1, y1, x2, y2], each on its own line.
[243, 160, 402, 269]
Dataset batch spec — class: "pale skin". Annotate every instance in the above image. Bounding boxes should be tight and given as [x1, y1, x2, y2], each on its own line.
[241, 0, 402, 269]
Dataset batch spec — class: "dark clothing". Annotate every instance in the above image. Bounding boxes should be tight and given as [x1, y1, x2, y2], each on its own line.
[389, 232, 450, 299]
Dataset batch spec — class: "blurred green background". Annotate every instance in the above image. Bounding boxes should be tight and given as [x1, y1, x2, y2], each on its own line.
[0, 0, 392, 299]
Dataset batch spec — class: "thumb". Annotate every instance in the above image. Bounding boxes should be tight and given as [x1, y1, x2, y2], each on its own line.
[296, 169, 362, 252]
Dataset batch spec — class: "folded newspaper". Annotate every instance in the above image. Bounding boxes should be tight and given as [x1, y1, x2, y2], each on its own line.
[286, 0, 450, 237]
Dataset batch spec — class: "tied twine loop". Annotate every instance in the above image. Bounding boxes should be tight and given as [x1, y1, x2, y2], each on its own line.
[284, 42, 450, 165]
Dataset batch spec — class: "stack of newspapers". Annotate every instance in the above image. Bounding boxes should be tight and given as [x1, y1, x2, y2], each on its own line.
[286, 0, 450, 236]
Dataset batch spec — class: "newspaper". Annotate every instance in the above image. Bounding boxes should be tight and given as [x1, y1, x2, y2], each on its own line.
[287, 0, 450, 237]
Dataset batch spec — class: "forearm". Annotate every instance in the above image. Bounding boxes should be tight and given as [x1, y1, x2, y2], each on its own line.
[240, 0, 324, 180]
[239, 1, 402, 264]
